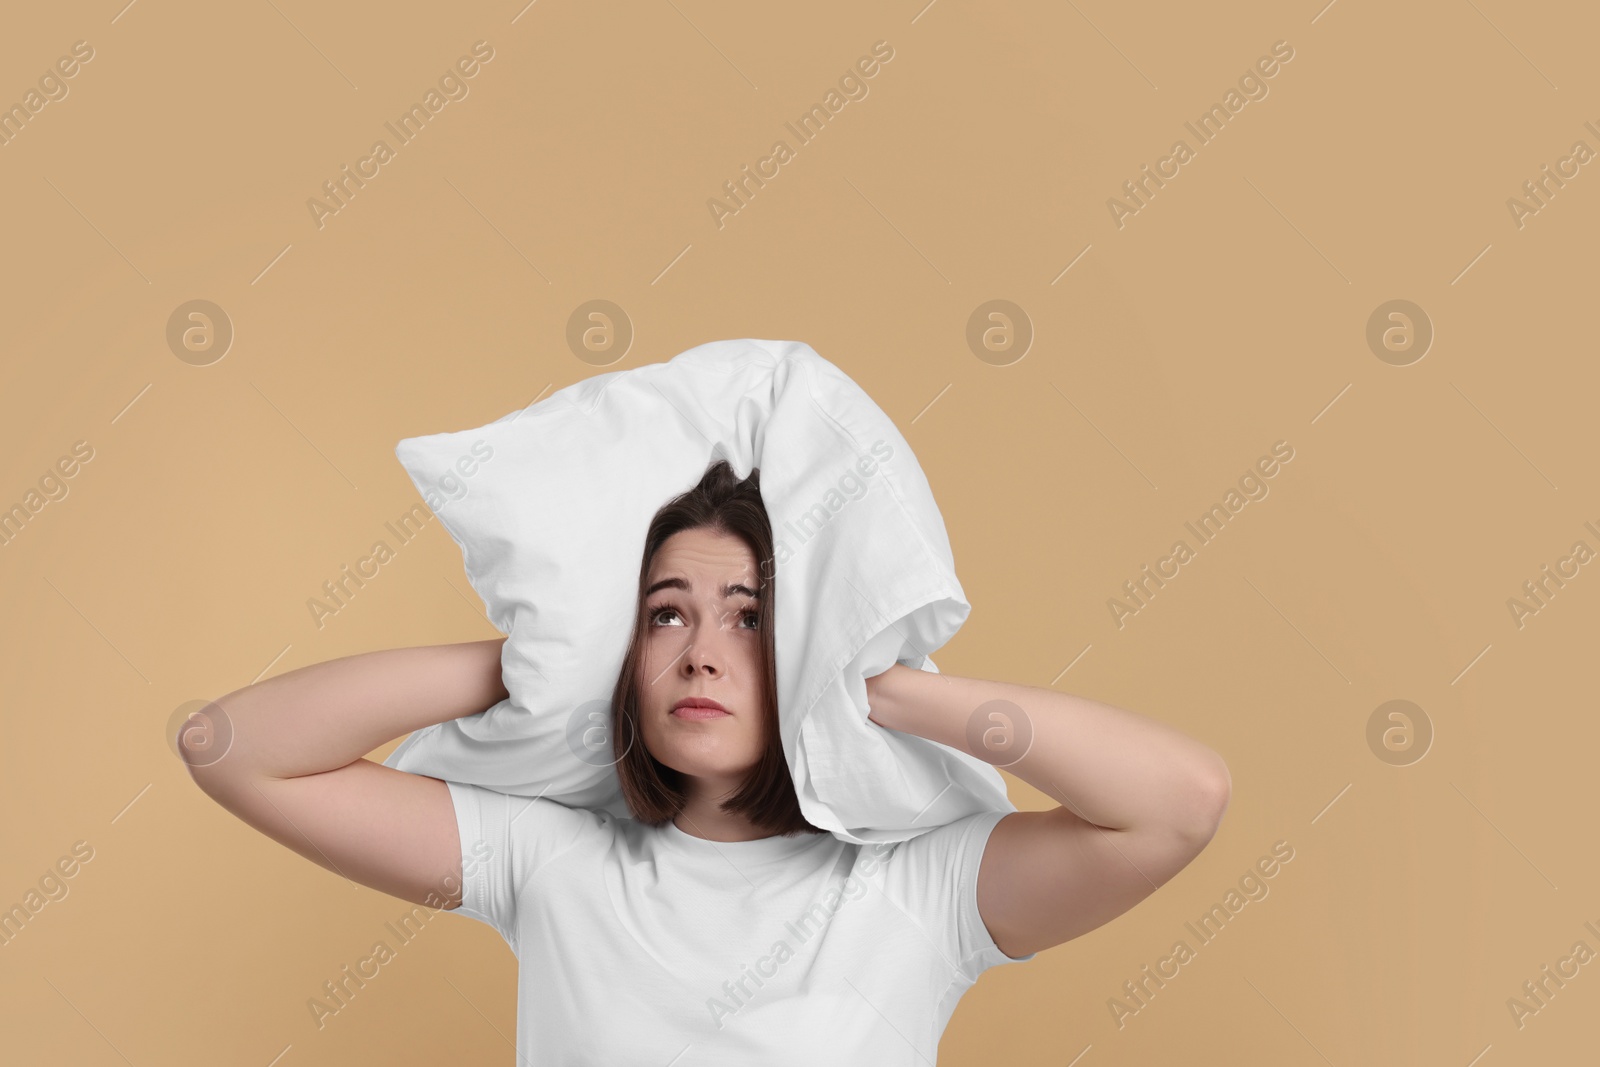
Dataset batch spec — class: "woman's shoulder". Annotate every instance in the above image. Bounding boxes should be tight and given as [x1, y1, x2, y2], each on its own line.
[447, 780, 621, 862]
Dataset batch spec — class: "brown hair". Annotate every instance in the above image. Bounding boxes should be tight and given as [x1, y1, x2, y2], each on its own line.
[609, 458, 823, 837]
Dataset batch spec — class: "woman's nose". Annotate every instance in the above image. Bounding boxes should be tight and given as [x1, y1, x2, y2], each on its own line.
[681, 609, 737, 674]
[682, 643, 722, 676]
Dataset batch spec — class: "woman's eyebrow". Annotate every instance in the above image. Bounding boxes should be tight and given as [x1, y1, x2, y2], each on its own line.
[645, 576, 761, 599]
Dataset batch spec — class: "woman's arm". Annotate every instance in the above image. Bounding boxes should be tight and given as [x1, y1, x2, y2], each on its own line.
[180, 638, 509, 910]
[865, 664, 1230, 958]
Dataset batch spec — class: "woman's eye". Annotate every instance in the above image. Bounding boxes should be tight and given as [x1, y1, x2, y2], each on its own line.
[648, 605, 758, 629]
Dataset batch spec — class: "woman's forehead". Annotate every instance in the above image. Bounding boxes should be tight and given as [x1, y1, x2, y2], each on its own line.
[652, 528, 758, 575]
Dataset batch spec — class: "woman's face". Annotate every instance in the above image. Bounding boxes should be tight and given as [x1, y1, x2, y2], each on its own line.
[638, 526, 769, 783]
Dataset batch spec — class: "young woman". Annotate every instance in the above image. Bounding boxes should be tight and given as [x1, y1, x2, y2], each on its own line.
[183, 460, 1230, 1063]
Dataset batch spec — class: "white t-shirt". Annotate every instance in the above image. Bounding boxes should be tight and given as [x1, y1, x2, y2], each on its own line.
[445, 780, 1034, 1064]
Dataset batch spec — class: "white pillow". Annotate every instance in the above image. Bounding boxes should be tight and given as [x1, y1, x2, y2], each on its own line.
[381, 338, 1015, 844]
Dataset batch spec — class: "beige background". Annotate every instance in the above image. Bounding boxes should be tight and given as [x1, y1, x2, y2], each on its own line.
[3, 0, 1597, 1063]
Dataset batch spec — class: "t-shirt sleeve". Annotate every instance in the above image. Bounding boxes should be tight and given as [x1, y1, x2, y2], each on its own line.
[444, 780, 591, 949]
[880, 810, 1037, 983]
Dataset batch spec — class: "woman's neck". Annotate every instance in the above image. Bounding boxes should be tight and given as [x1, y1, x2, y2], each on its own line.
[672, 782, 771, 841]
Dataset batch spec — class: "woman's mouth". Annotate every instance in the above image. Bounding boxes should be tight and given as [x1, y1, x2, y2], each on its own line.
[672, 698, 730, 720]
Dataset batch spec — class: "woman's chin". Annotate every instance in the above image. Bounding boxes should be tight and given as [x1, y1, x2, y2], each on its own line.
[653, 745, 761, 782]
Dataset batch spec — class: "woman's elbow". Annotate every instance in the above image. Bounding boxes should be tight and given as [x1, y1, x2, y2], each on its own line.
[1177, 752, 1231, 848]
[175, 699, 247, 793]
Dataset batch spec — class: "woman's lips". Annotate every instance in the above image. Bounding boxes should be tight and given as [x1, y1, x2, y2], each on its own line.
[672, 703, 730, 721]
[668, 703, 732, 723]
